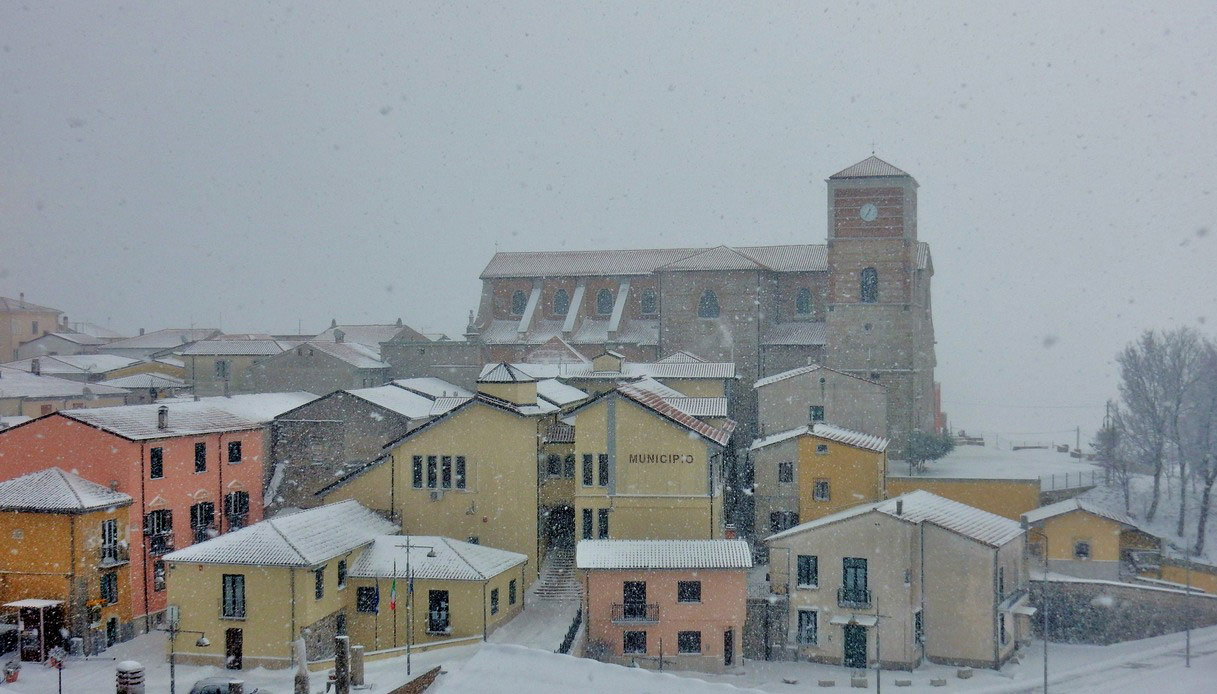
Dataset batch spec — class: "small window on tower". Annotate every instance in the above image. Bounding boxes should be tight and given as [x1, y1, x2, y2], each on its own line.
[860, 267, 879, 303]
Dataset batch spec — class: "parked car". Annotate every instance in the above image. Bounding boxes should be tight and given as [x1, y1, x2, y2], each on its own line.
[189, 677, 260, 694]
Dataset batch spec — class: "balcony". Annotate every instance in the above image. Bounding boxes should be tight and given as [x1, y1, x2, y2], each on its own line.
[837, 587, 872, 608]
[611, 602, 659, 624]
[98, 544, 130, 567]
[148, 534, 175, 556]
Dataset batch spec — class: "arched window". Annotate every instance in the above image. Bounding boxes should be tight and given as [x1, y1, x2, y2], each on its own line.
[596, 288, 614, 315]
[698, 290, 721, 318]
[860, 267, 879, 303]
[796, 287, 813, 315]
[640, 289, 657, 316]
[511, 290, 528, 315]
[553, 289, 570, 316]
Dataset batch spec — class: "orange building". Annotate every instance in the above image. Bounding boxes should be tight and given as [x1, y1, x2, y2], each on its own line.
[577, 539, 751, 673]
[0, 402, 265, 632]
[0, 468, 134, 655]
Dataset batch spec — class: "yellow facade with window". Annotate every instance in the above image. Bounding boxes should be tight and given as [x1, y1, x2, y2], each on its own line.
[796, 434, 886, 521]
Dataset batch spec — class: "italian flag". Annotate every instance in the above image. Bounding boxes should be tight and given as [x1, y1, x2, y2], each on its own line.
[389, 578, 397, 611]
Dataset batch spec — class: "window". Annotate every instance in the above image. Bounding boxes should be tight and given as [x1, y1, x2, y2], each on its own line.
[215, 359, 230, 379]
[598, 508, 610, 539]
[582, 454, 593, 486]
[509, 579, 518, 605]
[225, 491, 250, 530]
[813, 480, 830, 501]
[314, 567, 325, 600]
[428, 590, 450, 633]
[338, 560, 347, 589]
[640, 289, 657, 315]
[356, 587, 379, 613]
[582, 508, 593, 540]
[677, 581, 701, 603]
[842, 557, 869, 605]
[778, 461, 794, 484]
[456, 456, 467, 489]
[511, 290, 527, 315]
[222, 574, 246, 618]
[100, 572, 119, 605]
[150, 447, 164, 479]
[769, 511, 798, 533]
[1074, 540, 1091, 560]
[31, 320, 38, 334]
[677, 630, 701, 654]
[40, 404, 53, 415]
[412, 456, 423, 488]
[1000, 614, 1008, 645]
[553, 289, 570, 316]
[190, 502, 215, 543]
[598, 453, 609, 486]
[100, 519, 119, 564]
[442, 455, 452, 488]
[797, 610, 818, 644]
[547, 454, 561, 477]
[623, 630, 647, 654]
[194, 442, 207, 473]
[145, 509, 173, 554]
[467, 536, 480, 544]
[427, 455, 437, 488]
[336, 612, 347, 636]
[697, 290, 720, 318]
[227, 441, 242, 463]
[797, 555, 818, 588]
[563, 454, 575, 478]
[915, 610, 924, 644]
[796, 287, 813, 314]
[153, 560, 166, 592]
[490, 588, 500, 615]
[816, 443, 829, 455]
[809, 405, 825, 422]
[596, 288, 614, 315]
[860, 267, 879, 303]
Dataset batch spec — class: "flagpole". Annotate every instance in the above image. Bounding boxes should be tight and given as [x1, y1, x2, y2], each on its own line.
[392, 559, 398, 649]
[406, 534, 412, 677]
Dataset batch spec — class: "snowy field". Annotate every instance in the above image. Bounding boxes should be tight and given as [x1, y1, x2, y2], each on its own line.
[888, 441, 1101, 488]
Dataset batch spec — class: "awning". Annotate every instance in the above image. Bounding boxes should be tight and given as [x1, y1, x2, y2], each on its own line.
[4, 599, 63, 609]
[1012, 605, 1038, 616]
[829, 614, 879, 627]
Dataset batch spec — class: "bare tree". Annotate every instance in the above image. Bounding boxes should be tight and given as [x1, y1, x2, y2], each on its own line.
[1095, 405, 1133, 512]
[1182, 341, 1217, 554]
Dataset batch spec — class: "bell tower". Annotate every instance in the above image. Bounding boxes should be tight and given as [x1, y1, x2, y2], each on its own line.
[824, 156, 936, 459]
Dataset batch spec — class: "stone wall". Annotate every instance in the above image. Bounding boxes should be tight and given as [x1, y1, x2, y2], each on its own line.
[1032, 578, 1217, 645]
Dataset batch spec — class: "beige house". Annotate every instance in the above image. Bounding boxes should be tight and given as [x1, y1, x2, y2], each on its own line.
[181, 337, 289, 396]
[247, 338, 391, 394]
[767, 490, 1029, 670]
[0, 366, 129, 417]
[754, 364, 886, 439]
[1, 295, 61, 362]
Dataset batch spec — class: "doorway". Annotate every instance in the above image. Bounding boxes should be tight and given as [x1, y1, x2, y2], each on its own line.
[105, 617, 118, 648]
[843, 624, 867, 669]
[225, 628, 243, 670]
[548, 506, 574, 549]
[623, 581, 647, 620]
[724, 628, 734, 667]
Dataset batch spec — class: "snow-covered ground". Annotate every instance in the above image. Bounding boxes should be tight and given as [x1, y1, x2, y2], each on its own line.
[890, 441, 1100, 480]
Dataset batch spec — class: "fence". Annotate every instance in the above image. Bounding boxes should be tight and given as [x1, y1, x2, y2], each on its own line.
[557, 608, 582, 654]
[1040, 470, 1099, 491]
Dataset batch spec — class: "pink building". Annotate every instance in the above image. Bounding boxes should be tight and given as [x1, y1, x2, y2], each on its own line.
[0, 402, 265, 634]
[576, 539, 751, 672]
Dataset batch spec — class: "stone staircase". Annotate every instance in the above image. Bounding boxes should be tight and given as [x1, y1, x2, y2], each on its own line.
[533, 546, 582, 601]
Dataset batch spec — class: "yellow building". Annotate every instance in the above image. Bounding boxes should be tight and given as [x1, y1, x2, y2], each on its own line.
[0, 296, 61, 362]
[565, 383, 735, 543]
[165, 500, 398, 669]
[320, 364, 556, 585]
[750, 423, 888, 534]
[886, 477, 1041, 521]
[0, 468, 134, 655]
[1021, 497, 1160, 580]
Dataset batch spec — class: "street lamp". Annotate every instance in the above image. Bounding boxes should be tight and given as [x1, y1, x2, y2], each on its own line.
[1166, 538, 1194, 668]
[396, 536, 438, 677]
[1020, 518, 1049, 694]
[158, 619, 209, 694]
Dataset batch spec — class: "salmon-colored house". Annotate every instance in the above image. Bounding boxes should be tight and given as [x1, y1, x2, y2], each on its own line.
[576, 539, 751, 673]
[0, 401, 265, 632]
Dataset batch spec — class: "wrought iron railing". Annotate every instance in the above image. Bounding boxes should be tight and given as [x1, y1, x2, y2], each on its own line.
[99, 544, 129, 566]
[611, 602, 659, 623]
[837, 587, 872, 608]
[556, 608, 583, 654]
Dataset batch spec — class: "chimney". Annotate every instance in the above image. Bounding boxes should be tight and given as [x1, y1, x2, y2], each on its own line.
[19, 292, 24, 307]
[896, 499, 904, 516]
[396, 317, 403, 327]
[110, 480, 119, 491]
[30, 358, 40, 376]
[334, 329, 345, 344]
[139, 328, 145, 336]
[330, 318, 338, 328]
[157, 405, 168, 430]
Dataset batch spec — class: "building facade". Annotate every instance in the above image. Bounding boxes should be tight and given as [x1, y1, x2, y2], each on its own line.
[754, 364, 887, 438]
[0, 295, 61, 362]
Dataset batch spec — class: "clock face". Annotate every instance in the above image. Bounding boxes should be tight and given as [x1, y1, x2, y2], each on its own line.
[859, 203, 879, 222]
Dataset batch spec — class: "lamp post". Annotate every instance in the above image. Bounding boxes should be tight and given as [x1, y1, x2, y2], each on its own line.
[396, 537, 438, 677]
[1020, 519, 1049, 694]
[158, 619, 209, 694]
[1167, 539, 1194, 668]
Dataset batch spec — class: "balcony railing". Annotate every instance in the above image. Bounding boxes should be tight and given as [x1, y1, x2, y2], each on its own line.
[837, 587, 872, 608]
[148, 534, 175, 556]
[611, 602, 659, 624]
[98, 544, 130, 567]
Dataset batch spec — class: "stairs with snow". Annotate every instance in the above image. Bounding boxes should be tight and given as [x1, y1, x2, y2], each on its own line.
[533, 547, 582, 601]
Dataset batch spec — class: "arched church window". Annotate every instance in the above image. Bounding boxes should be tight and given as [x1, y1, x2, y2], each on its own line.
[860, 267, 879, 303]
[596, 288, 614, 315]
[796, 287, 813, 315]
[511, 290, 528, 315]
[640, 289, 657, 315]
[698, 290, 721, 318]
[553, 289, 570, 316]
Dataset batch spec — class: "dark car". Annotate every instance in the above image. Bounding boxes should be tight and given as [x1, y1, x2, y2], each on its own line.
[189, 677, 260, 694]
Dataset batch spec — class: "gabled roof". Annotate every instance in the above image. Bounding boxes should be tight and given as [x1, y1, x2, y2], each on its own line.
[577, 539, 752, 570]
[657, 351, 706, 364]
[478, 363, 536, 384]
[102, 328, 221, 351]
[750, 422, 889, 453]
[346, 385, 447, 420]
[0, 367, 129, 399]
[660, 245, 766, 272]
[0, 296, 60, 314]
[98, 373, 187, 389]
[348, 536, 527, 581]
[315, 324, 428, 346]
[4, 354, 140, 375]
[30, 332, 106, 346]
[1022, 497, 1146, 530]
[297, 341, 387, 369]
[664, 397, 728, 418]
[191, 392, 318, 424]
[536, 379, 589, 408]
[829, 156, 910, 179]
[482, 360, 736, 381]
[165, 500, 398, 567]
[524, 336, 590, 364]
[767, 490, 1024, 548]
[613, 384, 735, 446]
[60, 401, 260, 440]
[179, 338, 287, 356]
[69, 322, 126, 340]
[754, 363, 882, 389]
[392, 378, 474, 399]
[0, 467, 132, 513]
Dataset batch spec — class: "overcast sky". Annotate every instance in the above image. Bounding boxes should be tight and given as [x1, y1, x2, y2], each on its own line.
[2, 2, 1214, 441]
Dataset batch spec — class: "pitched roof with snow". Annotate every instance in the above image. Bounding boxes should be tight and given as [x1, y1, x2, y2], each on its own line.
[536, 378, 588, 407]
[392, 378, 474, 399]
[0, 367, 130, 399]
[35, 332, 106, 346]
[1022, 497, 1146, 530]
[193, 392, 318, 424]
[761, 322, 828, 346]
[102, 328, 220, 350]
[61, 401, 260, 440]
[656, 351, 706, 364]
[0, 296, 60, 313]
[179, 338, 287, 356]
[663, 397, 728, 418]
[662, 246, 766, 272]
[478, 363, 537, 383]
[348, 536, 527, 581]
[481, 360, 736, 381]
[4, 354, 140, 375]
[767, 490, 1024, 547]
[98, 373, 187, 389]
[577, 539, 752, 570]
[614, 384, 735, 446]
[754, 363, 882, 389]
[315, 324, 427, 346]
[0, 467, 132, 513]
[299, 341, 388, 369]
[346, 385, 445, 419]
[165, 500, 398, 567]
[829, 156, 911, 179]
[750, 422, 888, 453]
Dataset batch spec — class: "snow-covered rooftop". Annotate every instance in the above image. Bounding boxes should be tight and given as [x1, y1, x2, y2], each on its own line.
[753, 363, 880, 389]
[577, 539, 752, 570]
[0, 467, 132, 512]
[0, 367, 130, 399]
[1023, 496, 1146, 530]
[478, 363, 536, 383]
[664, 397, 728, 418]
[165, 500, 397, 567]
[347, 385, 444, 419]
[179, 338, 287, 356]
[315, 323, 427, 346]
[392, 377, 473, 399]
[656, 350, 706, 364]
[3, 354, 140, 375]
[767, 490, 1025, 547]
[62, 401, 261, 439]
[191, 392, 318, 423]
[750, 422, 889, 453]
[299, 340, 387, 369]
[614, 384, 735, 446]
[348, 536, 527, 581]
[535, 378, 588, 407]
[101, 328, 219, 350]
[482, 360, 737, 381]
[887, 442, 1099, 482]
[98, 373, 187, 389]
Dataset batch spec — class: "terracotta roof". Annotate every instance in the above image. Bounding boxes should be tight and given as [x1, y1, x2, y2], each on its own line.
[577, 539, 752, 570]
[829, 156, 910, 179]
[615, 384, 734, 446]
[0, 467, 132, 513]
